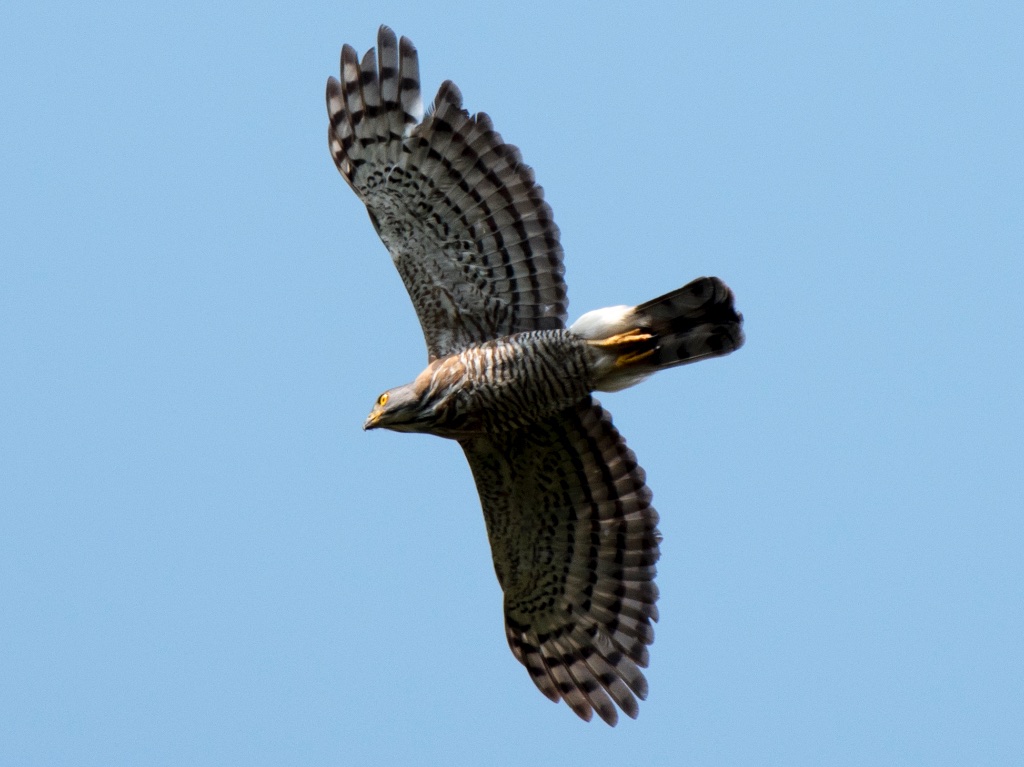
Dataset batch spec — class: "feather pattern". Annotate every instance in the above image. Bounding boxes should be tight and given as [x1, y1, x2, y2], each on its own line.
[460, 397, 660, 726]
[327, 25, 567, 361]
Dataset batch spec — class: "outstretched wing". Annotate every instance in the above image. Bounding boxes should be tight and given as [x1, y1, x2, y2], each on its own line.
[326, 26, 568, 361]
[460, 397, 661, 726]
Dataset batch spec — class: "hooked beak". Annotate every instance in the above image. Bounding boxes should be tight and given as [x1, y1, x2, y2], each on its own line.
[363, 411, 381, 431]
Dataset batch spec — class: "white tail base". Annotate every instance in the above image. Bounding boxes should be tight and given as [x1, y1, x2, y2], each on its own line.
[569, 305, 635, 341]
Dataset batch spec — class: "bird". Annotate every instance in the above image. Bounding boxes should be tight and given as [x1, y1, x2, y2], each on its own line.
[326, 26, 744, 725]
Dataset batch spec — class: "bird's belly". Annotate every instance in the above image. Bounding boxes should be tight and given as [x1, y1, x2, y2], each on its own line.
[449, 332, 595, 436]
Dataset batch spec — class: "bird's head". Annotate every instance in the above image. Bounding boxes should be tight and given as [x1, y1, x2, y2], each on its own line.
[363, 383, 429, 433]
[363, 361, 465, 434]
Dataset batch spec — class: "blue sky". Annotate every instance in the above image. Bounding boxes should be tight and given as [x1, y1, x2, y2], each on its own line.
[2, 1, 1022, 764]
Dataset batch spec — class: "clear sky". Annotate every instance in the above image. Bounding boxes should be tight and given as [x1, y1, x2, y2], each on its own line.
[2, 1, 1022, 764]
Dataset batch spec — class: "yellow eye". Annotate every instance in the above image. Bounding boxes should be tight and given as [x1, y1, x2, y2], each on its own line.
[377, 392, 389, 407]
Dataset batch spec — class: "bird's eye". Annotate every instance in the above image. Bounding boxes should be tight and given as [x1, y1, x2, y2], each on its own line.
[377, 392, 389, 407]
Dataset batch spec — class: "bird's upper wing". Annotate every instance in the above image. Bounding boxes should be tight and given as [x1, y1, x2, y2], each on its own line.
[327, 26, 568, 361]
[459, 397, 661, 726]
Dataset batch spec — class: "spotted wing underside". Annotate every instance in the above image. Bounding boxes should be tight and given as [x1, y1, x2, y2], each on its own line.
[327, 26, 568, 361]
[460, 397, 661, 725]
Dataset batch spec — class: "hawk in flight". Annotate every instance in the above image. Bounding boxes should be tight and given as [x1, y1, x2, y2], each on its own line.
[327, 26, 743, 725]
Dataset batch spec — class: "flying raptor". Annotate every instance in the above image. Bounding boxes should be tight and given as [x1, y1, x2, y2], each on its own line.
[326, 26, 744, 725]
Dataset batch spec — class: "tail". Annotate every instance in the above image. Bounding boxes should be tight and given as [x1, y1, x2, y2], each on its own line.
[571, 277, 744, 392]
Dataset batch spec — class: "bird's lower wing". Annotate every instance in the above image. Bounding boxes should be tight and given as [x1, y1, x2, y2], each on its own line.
[460, 397, 661, 725]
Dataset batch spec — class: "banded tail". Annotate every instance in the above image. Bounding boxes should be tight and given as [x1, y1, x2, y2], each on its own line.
[572, 276, 744, 392]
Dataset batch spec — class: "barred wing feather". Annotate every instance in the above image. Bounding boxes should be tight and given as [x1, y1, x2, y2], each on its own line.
[327, 25, 568, 360]
[460, 397, 661, 725]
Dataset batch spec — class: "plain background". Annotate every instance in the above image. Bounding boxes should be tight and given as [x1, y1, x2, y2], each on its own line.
[2, 1, 1022, 764]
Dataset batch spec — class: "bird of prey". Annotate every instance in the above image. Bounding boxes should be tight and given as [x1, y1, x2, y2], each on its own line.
[326, 26, 743, 725]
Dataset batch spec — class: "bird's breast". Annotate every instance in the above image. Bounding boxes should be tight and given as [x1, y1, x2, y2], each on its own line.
[447, 331, 595, 435]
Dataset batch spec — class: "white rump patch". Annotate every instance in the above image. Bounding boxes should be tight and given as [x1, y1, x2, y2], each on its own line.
[569, 305, 635, 340]
[594, 370, 652, 393]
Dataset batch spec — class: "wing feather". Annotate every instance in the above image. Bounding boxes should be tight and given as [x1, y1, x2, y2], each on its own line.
[460, 397, 661, 724]
[327, 26, 567, 360]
